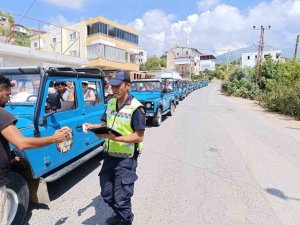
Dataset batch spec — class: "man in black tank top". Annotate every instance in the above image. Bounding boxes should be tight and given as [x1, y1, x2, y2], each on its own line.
[0, 75, 69, 225]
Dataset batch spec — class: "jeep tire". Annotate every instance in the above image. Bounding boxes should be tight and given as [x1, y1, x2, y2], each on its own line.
[152, 108, 162, 126]
[6, 172, 29, 225]
[167, 102, 175, 116]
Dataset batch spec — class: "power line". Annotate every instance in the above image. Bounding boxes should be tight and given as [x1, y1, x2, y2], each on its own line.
[18, 0, 37, 24]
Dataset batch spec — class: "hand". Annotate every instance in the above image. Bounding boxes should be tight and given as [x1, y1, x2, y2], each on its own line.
[96, 131, 116, 140]
[83, 123, 106, 131]
[53, 129, 69, 143]
[10, 149, 20, 163]
[83, 123, 94, 131]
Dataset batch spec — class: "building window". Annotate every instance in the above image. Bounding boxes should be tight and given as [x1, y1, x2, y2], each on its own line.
[52, 37, 57, 43]
[87, 22, 138, 45]
[247, 56, 250, 60]
[130, 53, 137, 64]
[177, 52, 179, 56]
[108, 25, 115, 37]
[69, 50, 77, 57]
[69, 32, 76, 41]
[46, 80, 77, 113]
[34, 42, 37, 48]
[186, 51, 189, 55]
[82, 81, 103, 106]
[255, 55, 257, 59]
[87, 43, 126, 63]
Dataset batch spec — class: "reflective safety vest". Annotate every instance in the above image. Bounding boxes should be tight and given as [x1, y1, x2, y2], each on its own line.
[105, 97, 144, 158]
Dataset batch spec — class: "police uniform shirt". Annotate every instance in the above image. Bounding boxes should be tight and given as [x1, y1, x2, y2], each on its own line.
[101, 95, 145, 132]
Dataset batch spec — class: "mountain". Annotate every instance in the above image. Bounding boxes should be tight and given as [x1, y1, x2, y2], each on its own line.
[215, 45, 300, 64]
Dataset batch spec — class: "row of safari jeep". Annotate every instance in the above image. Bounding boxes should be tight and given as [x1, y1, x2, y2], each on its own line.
[0, 67, 208, 225]
[130, 75, 208, 126]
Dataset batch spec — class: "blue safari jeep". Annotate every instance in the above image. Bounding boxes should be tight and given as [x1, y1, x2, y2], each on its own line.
[130, 79, 176, 126]
[1, 67, 106, 225]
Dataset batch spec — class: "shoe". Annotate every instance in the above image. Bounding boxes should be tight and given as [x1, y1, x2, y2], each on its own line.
[120, 222, 132, 225]
[106, 215, 121, 225]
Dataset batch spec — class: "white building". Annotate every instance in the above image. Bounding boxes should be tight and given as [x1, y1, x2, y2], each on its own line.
[199, 53, 216, 71]
[138, 50, 147, 64]
[166, 46, 215, 79]
[30, 35, 44, 49]
[13, 24, 27, 34]
[241, 50, 282, 68]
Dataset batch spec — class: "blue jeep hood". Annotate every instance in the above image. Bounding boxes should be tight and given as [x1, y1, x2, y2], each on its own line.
[131, 92, 161, 101]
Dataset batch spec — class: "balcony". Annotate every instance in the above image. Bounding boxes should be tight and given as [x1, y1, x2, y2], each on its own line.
[174, 57, 191, 65]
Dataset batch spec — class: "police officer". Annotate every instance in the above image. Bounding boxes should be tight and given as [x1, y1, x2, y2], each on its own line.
[85, 70, 145, 225]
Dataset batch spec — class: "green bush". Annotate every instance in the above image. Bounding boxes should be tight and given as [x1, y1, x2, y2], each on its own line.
[220, 58, 300, 119]
[221, 66, 259, 100]
[260, 79, 300, 119]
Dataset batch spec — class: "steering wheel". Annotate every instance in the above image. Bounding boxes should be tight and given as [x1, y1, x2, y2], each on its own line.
[26, 94, 38, 102]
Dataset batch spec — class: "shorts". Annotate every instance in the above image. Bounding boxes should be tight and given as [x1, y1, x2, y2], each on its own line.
[0, 185, 7, 225]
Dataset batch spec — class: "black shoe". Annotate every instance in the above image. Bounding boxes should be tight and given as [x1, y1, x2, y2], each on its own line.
[106, 215, 121, 225]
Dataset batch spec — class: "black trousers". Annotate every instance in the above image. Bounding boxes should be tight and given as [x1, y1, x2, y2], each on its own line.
[100, 153, 138, 223]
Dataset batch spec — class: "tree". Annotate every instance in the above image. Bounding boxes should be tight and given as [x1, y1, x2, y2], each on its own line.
[0, 11, 15, 43]
[145, 55, 161, 71]
[139, 63, 147, 71]
[160, 54, 167, 68]
[15, 33, 30, 47]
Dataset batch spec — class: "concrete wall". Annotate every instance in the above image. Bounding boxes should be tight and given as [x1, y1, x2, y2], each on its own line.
[0, 43, 87, 68]
[0, 55, 72, 67]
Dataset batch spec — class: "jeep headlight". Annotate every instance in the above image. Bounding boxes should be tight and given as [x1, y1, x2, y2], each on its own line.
[146, 103, 152, 109]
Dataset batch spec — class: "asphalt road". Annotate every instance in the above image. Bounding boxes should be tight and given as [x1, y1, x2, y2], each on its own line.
[26, 80, 300, 225]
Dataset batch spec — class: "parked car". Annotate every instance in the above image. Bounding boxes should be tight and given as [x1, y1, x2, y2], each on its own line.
[1, 67, 106, 225]
[130, 79, 176, 126]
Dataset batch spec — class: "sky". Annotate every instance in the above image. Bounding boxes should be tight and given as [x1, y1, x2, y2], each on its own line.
[0, 0, 299, 57]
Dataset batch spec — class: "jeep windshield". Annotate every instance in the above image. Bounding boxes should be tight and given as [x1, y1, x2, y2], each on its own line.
[5, 74, 41, 104]
[130, 81, 161, 92]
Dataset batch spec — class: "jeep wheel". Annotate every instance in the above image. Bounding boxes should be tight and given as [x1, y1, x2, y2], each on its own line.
[167, 102, 175, 116]
[152, 108, 162, 126]
[6, 173, 29, 225]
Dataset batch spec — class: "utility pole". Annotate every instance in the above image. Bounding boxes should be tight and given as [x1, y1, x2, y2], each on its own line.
[225, 52, 231, 72]
[253, 25, 271, 86]
[293, 34, 299, 62]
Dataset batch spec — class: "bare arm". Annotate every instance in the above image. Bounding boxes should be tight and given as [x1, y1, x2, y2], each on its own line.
[85, 90, 96, 102]
[1, 124, 68, 150]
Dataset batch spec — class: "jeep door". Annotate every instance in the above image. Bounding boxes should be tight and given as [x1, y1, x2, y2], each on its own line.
[162, 78, 175, 112]
[78, 79, 106, 147]
[38, 78, 87, 171]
